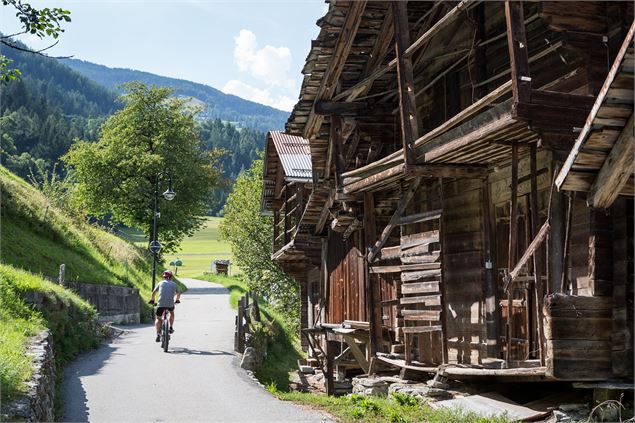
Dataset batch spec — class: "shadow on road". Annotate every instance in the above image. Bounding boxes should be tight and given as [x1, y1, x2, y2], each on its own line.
[183, 287, 228, 295]
[170, 347, 233, 356]
[63, 343, 119, 422]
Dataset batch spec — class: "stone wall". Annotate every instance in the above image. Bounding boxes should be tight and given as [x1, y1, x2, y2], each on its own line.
[65, 282, 140, 324]
[1, 330, 56, 422]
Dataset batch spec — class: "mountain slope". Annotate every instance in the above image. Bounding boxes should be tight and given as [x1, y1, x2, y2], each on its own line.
[61, 59, 289, 132]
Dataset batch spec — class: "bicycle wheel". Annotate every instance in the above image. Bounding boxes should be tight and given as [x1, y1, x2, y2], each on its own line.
[162, 317, 169, 352]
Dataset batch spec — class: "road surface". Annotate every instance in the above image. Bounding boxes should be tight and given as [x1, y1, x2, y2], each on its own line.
[62, 278, 331, 422]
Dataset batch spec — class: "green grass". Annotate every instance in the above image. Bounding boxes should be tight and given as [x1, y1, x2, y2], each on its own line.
[1, 166, 156, 321]
[269, 391, 514, 423]
[0, 264, 98, 403]
[120, 217, 236, 278]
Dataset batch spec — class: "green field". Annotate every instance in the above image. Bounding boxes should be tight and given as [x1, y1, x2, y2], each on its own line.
[119, 217, 235, 278]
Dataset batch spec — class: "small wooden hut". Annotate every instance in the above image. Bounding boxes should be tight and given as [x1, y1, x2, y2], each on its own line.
[262, 0, 634, 391]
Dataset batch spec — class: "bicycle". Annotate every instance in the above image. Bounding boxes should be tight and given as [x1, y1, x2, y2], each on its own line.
[149, 300, 179, 353]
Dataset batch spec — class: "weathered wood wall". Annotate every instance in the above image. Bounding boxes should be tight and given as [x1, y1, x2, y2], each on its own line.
[442, 178, 486, 364]
[326, 230, 366, 323]
[544, 294, 612, 380]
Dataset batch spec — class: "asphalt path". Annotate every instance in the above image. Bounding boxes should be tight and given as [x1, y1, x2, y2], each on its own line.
[62, 278, 331, 423]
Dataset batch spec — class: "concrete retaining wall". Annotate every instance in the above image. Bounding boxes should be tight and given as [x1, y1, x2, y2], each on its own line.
[1, 330, 56, 422]
[65, 282, 140, 324]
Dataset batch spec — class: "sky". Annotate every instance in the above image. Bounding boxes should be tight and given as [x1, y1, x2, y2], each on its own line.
[1, 1, 327, 111]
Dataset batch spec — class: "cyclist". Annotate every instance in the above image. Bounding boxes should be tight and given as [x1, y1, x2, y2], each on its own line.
[149, 270, 181, 342]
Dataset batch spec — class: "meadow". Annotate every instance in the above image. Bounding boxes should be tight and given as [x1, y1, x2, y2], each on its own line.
[118, 217, 236, 278]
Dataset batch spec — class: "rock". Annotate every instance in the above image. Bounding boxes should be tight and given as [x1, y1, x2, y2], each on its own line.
[558, 403, 587, 412]
[240, 347, 259, 371]
[352, 376, 389, 397]
[389, 383, 452, 400]
[426, 375, 449, 390]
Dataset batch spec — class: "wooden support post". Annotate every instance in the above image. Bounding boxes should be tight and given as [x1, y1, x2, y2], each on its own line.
[393, 1, 419, 168]
[472, 3, 487, 101]
[273, 208, 279, 252]
[325, 340, 335, 396]
[506, 143, 519, 363]
[283, 181, 289, 244]
[505, 0, 531, 109]
[331, 116, 346, 192]
[549, 163, 565, 294]
[482, 179, 498, 358]
[237, 296, 245, 353]
[529, 143, 546, 365]
[364, 192, 380, 359]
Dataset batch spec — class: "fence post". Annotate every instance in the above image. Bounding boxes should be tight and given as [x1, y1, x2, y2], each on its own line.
[252, 293, 261, 322]
[58, 264, 65, 286]
[237, 296, 245, 353]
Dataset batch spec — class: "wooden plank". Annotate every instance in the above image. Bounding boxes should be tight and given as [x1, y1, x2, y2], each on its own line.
[378, 245, 401, 260]
[393, 0, 419, 167]
[342, 334, 369, 374]
[401, 269, 442, 282]
[402, 325, 443, 334]
[401, 230, 439, 249]
[504, 221, 551, 291]
[401, 281, 440, 295]
[400, 252, 441, 264]
[556, 21, 635, 189]
[401, 309, 441, 319]
[370, 263, 440, 274]
[400, 294, 441, 306]
[367, 178, 422, 262]
[303, 1, 367, 140]
[530, 143, 546, 366]
[587, 113, 634, 208]
[396, 209, 442, 226]
[505, 0, 531, 106]
[331, 116, 345, 192]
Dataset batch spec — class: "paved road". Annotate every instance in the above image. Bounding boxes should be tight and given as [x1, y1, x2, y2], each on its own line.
[62, 278, 331, 423]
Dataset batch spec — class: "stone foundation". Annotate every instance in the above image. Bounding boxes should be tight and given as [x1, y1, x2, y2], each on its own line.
[1, 330, 56, 422]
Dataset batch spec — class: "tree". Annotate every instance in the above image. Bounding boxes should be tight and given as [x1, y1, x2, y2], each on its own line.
[1, 0, 71, 82]
[63, 82, 221, 252]
[220, 158, 299, 323]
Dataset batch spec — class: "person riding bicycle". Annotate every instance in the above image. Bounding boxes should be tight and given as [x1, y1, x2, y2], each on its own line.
[149, 270, 181, 342]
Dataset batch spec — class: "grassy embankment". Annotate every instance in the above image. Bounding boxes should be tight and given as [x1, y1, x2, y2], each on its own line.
[0, 166, 156, 403]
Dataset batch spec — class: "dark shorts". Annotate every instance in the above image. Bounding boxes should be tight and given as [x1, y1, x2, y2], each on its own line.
[155, 306, 174, 317]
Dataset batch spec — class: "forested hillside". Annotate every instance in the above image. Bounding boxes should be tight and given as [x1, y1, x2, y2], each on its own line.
[0, 42, 118, 177]
[62, 59, 289, 132]
[0, 41, 270, 214]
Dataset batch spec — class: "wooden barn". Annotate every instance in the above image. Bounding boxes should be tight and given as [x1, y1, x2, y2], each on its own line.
[261, 1, 634, 392]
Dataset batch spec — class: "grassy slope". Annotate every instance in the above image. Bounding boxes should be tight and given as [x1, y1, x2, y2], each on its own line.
[1, 166, 156, 318]
[0, 264, 98, 402]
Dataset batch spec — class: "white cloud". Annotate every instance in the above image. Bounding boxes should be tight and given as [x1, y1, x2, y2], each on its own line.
[222, 79, 296, 112]
[224, 29, 297, 111]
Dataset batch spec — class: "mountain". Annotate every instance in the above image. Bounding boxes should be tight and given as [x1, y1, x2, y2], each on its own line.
[61, 59, 289, 132]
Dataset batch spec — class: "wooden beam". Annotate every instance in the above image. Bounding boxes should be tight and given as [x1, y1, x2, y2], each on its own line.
[504, 220, 551, 292]
[364, 192, 379, 358]
[506, 143, 519, 364]
[587, 113, 634, 208]
[342, 334, 369, 374]
[530, 143, 546, 365]
[395, 209, 442, 226]
[315, 101, 368, 116]
[482, 178, 498, 358]
[303, 1, 367, 140]
[505, 0, 531, 108]
[393, 1, 419, 167]
[315, 190, 334, 235]
[555, 21, 635, 189]
[367, 177, 422, 262]
[405, 163, 489, 178]
[331, 116, 346, 192]
[332, 0, 472, 103]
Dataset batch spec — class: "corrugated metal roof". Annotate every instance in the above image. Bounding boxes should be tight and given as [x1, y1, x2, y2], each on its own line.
[270, 131, 312, 180]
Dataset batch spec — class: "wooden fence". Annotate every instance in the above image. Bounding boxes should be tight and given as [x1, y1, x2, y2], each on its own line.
[234, 292, 261, 353]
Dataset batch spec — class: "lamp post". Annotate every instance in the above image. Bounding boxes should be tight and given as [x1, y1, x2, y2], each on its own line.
[149, 171, 176, 291]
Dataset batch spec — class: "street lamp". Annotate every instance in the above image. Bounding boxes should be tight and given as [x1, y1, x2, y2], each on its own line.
[150, 171, 176, 291]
